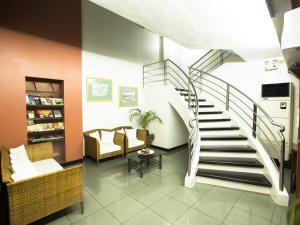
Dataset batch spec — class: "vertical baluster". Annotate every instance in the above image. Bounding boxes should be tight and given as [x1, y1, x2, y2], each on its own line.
[226, 84, 230, 111]
[279, 138, 285, 191]
[163, 60, 167, 86]
[252, 104, 257, 138]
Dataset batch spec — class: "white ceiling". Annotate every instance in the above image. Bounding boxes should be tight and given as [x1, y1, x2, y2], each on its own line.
[90, 0, 283, 61]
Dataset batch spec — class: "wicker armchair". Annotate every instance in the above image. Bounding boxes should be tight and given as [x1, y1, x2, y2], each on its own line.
[0, 142, 83, 225]
[114, 126, 147, 154]
[83, 128, 125, 165]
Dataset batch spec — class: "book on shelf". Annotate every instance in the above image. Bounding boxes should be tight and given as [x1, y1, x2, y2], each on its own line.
[26, 95, 64, 106]
[28, 135, 64, 143]
[36, 110, 54, 118]
[53, 98, 63, 105]
[27, 122, 64, 132]
[27, 110, 35, 119]
[53, 110, 62, 118]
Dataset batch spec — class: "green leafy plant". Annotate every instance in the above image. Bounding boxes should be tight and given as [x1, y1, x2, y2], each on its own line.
[129, 109, 162, 145]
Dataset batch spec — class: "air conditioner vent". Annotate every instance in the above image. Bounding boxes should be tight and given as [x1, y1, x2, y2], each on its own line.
[261, 83, 290, 97]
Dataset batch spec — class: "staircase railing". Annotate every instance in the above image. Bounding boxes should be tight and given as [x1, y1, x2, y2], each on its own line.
[189, 66, 286, 191]
[190, 49, 233, 76]
[143, 59, 199, 177]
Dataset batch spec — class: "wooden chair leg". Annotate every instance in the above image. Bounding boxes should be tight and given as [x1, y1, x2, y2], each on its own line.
[80, 201, 84, 214]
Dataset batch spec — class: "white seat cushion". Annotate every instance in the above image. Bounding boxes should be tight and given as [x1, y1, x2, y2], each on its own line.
[11, 162, 38, 182]
[33, 158, 63, 175]
[100, 142, 121, 154]
[128, 139, 144, 148]
[10, 145, 30, 163]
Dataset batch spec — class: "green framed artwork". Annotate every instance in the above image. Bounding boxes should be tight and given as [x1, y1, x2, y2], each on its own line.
[119, 86, 138, 107]
[86, 77, 113, 102]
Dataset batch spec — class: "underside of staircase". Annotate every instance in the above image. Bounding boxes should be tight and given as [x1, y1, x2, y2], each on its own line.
[175, 88, 273, 192]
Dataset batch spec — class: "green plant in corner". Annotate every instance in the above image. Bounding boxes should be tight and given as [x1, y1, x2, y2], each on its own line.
[129, 109, 162, 146]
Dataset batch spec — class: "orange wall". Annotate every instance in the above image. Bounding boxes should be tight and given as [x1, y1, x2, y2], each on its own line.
[0, 0, 82, 161]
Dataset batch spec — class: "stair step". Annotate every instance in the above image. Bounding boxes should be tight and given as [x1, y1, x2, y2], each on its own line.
[199, 157, 264, 168]
[185, 98, 206, 102]
[201, 146, 257, 153]
[196, 169, 272, 187]
[199, 126, 239, 131]
[198, 118, 230, 122]
[195, 105, 214, 108]
[201, 135, 248, 141]
[198, 111, 223, 115]
[175, 88, 188, 91]
[180, 93, 196, 97]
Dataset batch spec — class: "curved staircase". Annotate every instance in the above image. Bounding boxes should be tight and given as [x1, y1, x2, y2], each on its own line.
[143, 57, 288, 205]
[175, 88, 273, 191]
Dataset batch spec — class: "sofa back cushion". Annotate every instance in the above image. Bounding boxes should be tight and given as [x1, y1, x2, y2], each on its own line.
[125, 128, 137, 140]
[101, 130, 115, 143]
[89, 131, 101, 143]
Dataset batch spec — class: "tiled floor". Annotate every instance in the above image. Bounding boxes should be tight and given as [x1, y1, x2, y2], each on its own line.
[32, 146, 289, 225]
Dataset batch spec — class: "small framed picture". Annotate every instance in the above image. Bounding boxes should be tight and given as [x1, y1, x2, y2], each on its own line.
[53, 110, 62, 118]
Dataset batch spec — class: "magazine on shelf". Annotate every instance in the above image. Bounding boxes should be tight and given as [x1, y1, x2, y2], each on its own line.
[53, 110, 62, 118]
[36, 110, 54, 118]
[27, 96, 40, 105]
[27, 110, 35, 119]
[53, 98, 63, 105]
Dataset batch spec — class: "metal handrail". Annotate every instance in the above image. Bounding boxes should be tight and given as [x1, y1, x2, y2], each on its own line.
[143, 59, 200, 177]
[189, 67, 286, 191]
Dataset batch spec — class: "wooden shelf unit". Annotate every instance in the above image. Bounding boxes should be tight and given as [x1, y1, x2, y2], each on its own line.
[25, 77, 65, 163]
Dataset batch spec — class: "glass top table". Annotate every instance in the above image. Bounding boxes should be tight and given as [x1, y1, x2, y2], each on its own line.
[126, 149, 165, 178]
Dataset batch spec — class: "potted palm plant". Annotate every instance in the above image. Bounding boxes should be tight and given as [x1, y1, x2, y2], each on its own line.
[129, 109, 162, 147]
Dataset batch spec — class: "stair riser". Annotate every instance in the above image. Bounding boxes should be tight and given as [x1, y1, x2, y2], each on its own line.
[198, 108, 220, 112]
[198, 114, 225, 119]
[200, 152, 256, 158]
[201, 140, 248, 146]
[198, 164, 264, 174]
[200, 130, 240, 136]
[196, 177, 271, 194]
[198, 122, 233, 127]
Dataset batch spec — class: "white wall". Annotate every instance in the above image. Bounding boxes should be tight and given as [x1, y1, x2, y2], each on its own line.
[164, 38, 208, 73]
[144, 86, 189, 149]
[82, 0, 159, 131]
[212, 60, 299, 149]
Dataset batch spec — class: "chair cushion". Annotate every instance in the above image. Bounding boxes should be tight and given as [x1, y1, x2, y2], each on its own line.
[89, 131, 101, 143]
[125, 128, 137, 140]
[10, 145, 30, 163]
[128, 139, 144, 148]
[100, 143, 121, 154]
[33, 158, 63, 175]
[101, 130, 115, 143]
[11, 162, 38, 182]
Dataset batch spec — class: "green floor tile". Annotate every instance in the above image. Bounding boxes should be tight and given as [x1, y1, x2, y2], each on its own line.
[106, 196, 145, 223]
[150, 196, 189, 222]
[174, 208, 221, 225]
[66, 195, 102, 223]
[167, 186, 204, 207]
[130, 186, 166, 206]
[124, 209, 171, 225]
[193, 196, 233, 222]
[224, 207, 271, 225]
[92, 186, 127, 206]
[72, 208, 121, 225]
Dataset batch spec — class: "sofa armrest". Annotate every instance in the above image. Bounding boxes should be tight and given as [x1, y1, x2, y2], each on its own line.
[7, 165, 83, 225]
[84, 134, 99, 158]
[114, 133, 125, 150]
[26, 142, 53, 162]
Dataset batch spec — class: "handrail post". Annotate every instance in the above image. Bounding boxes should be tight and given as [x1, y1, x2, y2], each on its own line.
[226, 84, 230, 111]
[142, 65, 145, 88]
[188, 68, 191, 109]
[279, 138, 285, 191]
[252, 104, 257, 138]
[163, 60, 167, 86]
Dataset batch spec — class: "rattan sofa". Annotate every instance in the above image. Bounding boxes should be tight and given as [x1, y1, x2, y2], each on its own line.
[114, 126, 147, 154]
[83, 128, 125, 165]
[0, 142, 83, 225]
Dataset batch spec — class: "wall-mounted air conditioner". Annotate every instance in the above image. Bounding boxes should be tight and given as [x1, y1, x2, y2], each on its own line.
[259, 82, 294, 161]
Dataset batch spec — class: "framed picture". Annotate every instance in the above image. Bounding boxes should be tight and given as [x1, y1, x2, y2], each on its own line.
[119, 86, 138, 107]
[86, 77, 113, 102]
